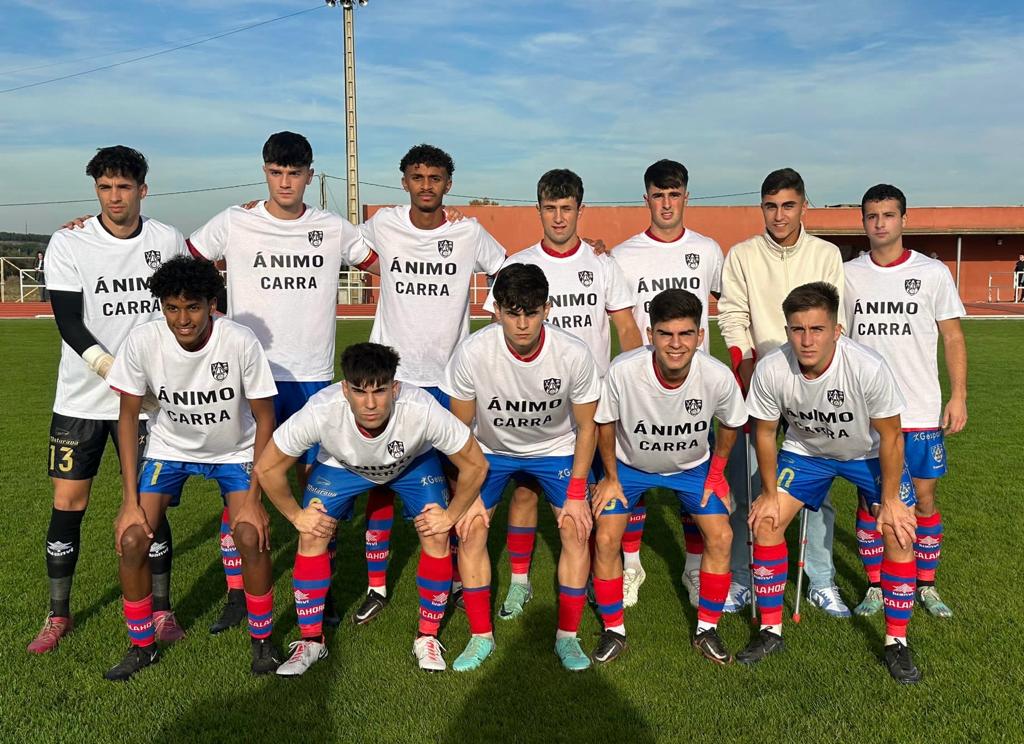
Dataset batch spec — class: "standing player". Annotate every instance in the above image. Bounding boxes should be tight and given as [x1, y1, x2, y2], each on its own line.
[350, 144, 506, 624]
[255, 342, 488, 674]
[740, 282, 923, 684]
[29, 146, 186, 654]
[187, 132, 376, 632]
[844, 184, 967, 617]
[442, 263, 602, 672]
[717, 168, 848, 615]
[608, 160, 724, 607]
[104, 257, 280, 680]
[592, 289, 746, 664]
[481, 169, 641, 620]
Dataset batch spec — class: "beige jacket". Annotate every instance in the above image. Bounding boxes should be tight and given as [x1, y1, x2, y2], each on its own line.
[718, 226, 845, 361]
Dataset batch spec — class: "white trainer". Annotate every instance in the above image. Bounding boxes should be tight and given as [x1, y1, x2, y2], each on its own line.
[681, 568, 700, 608]
[723, 581, 751, 613]
[622, 566, 647, 608]
[413, 635, 447, 672]
[276, 639, 328, 677]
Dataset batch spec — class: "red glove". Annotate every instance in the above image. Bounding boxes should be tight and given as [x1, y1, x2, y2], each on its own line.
[703, 454, 729, 502]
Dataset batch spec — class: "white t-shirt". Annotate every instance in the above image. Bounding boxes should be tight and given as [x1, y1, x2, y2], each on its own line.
[596, 347, 747, 474]
[108, 317, 277, 464]
[274, 382, 470, 484]
[188, 202, 373, 382]
[610, 228, 724, 351]
[363, 206, 506, 387]
[746, 335, 906, 461]
[45, 216, 186, 419]
[844, 251, 965, 429]
[482, 240, 636, 377]
[441, 323, 601, 457]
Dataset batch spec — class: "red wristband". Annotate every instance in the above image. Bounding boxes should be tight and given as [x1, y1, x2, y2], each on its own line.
[566, 477, 588, 501]
[704, 455, 730, 500]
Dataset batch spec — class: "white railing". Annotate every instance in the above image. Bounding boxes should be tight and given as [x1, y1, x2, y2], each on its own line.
[987, 272, 1023, 302]
[0, 257, 45, 303]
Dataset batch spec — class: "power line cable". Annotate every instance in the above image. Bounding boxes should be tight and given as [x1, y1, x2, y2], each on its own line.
[0, 5, 324, 95]
[0, 181, 264, 207]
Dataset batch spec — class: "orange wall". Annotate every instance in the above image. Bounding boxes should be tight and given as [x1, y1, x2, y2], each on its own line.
[365, 204, 1024, 303]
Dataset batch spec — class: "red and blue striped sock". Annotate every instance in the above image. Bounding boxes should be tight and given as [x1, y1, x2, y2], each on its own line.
[416, 552, 452, 636]
[293, 552, 330, 640]
[856, 508, 883, 584]
[881, 558, 916, 641]
[697, 570, 731, 628]
[123, 594, 155, 648]
[365, 488, 393, 591]
[681, 512, 705, 565]
[753, 542, 787, 628]
[462, 585, 492, 636]
[557, 585, 587, 636]
[914, 512, 943, 584]
[622, 499, 646, 558]
[245, 589, 273, 640]
[593, 576, 624, 632]
[507, 526, 536, 580]
[219, 507, 244, 591]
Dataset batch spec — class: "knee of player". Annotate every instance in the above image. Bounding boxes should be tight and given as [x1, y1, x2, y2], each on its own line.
[119, 525, 152, 560]
[753, 521, 781, 546]
[594, 523, 622, 558]
[510, 485, 539, 508]
[702, 521, 733, 554]
[461, 520, 491, 552]
[297, 533, 331, 555]
[231, 521, 261, 554]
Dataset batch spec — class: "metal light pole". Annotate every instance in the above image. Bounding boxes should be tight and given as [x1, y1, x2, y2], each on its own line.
[326, 0, 367, 224]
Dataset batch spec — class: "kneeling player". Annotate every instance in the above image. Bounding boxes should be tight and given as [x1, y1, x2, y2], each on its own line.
[441, 263, 602, 672]
[740, 282, 922, 684]
[106, 257, 280, 681]
[592, 289, 746, 664]
[255, 343, 487, 674]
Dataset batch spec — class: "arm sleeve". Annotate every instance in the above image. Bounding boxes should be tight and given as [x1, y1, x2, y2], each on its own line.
[708, 240, 725, 295]
[106, 331, 148, 396]
[439, 342, 476, 401]
[745, 361, 781, 421]
[826, 249, 848, 331]
[188, 209, 231, 261]
[339, 217, 375, 269]
[473, 224, 507, 274]
[716, 248, 755, 359]
[242, 334, 279, 400]
[569, 346, 602, 404]
[715, 370, 749, 428]
[865, 359, 906, 419]
[603, 256, 637, 312]
[50, 290, 101, 355]
[272, 400, 322, 457]
[593, 370, 621, 424]
[934, 265, 966, 320]
[424, 402, 472, 456]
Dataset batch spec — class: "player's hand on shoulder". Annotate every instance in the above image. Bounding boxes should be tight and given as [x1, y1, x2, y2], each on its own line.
[239, 200, 259, 210]
[454, 497, 489, 541]
[591, 478, 626, 517]
[113, 503, 153, 556]
[443, 206, 466, 222]
[293, 503, 336, 538]
[62, 214, 93, 230]
[414, 503, 454, 537]
[582, 237, 609, 255]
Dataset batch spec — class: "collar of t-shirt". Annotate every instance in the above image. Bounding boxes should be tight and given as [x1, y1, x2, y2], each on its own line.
[98, 214, 144, 240]
[540, 238, 581, 258]
[644, 227, 686, 244]
[405, 207, 447, 231]
[651, 352, 686, 390]
[505, 327, 546, 362]
[870, 249, 912, 268]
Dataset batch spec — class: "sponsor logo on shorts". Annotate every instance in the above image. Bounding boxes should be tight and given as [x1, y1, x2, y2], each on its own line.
[420, 474, 445, 487]
[578, 270, 594, 287]
[46, 540, 74, 557]
[314, 475, 331, 487]
[387, 440, 405, 459]
[931, 444, 944, 464]
[826, 389, 845, 407]
[306, 497, 325, 508]
[211, 361, 229, 381]
[544, 377, 562, 395]
[899, 481, 912, 501]
[685, 399, 702, 416]
[685, 253, 700, 269]
[308, 230, 323, 248]
[905, 278, 921, 296]
[437, 239, 454, 257]
[144, 250, 162, 269]
[557, 467, 572, 479]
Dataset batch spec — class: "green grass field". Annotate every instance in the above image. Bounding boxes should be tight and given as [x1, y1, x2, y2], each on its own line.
[1, 319, 1021, 743]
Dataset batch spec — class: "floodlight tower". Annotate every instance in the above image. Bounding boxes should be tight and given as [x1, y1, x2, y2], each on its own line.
[326, 0, 368, 224]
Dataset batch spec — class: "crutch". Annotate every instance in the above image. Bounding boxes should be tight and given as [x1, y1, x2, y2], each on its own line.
[744, 427, 758, 624]
[791, 508, 809, 623]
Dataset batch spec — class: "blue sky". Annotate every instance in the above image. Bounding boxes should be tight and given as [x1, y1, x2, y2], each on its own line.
[1, 0, 1022, 233]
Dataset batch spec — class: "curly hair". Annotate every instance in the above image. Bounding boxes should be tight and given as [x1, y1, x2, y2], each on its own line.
[399, 144, 454, 176]
[149, 256, 224, 302]
[86, 146, 148, 184]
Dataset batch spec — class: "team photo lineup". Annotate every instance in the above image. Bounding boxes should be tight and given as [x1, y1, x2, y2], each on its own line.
[31, 132, 968, 688]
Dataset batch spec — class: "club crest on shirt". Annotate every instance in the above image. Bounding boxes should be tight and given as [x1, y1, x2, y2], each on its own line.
[578, 270, 594, 287]
[826, 389, 845, 407]
[543, 377, 561, 395]
[437, 239, 454, 257]
[387, 440, 405, 459]
[308, 230, 323, 248]
[685, 399, 702, 416]
[210, 361, 229, 381]
[905, 278, 921, 295]
[144, 250, 162, 269]
[685, 253, 700, 270]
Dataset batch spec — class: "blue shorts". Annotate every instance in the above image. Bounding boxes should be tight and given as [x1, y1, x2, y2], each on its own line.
[421, 386, 450, 410]
[302, 451, 449, 521]
[138, 459, 251, 506]
[776, 450, 916, 511]
[480, 454, 578, 510]
[274, 380, 331, 465]
[903, 429, 947, 479]
[601, 459, 728, 517]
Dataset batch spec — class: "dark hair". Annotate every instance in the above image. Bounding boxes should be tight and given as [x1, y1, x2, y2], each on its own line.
[644, 159, 689, 190]
[262, 132, 313, 168]
[861, 184, 907, 216]
[341, 342, 400, 388]
[400, 144, 454, 176]
[782, 281, 839, 322]
[86, 146, 148, 185]
[649, 289, 703, 328]
[761, 168, 804, 199]
[537, 169, 584, 205]
[492, 263, 549, 312]
[149, 256, 224, 302]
